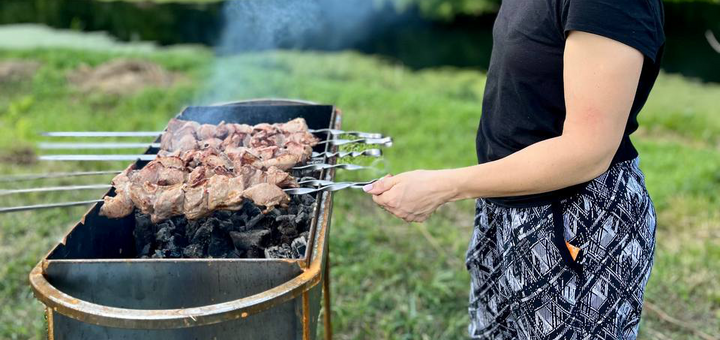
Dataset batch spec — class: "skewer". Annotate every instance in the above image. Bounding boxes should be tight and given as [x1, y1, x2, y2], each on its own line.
[37, 137, 392, 150]
[0, 170, 122, 182]
[42, 129, 383, 139]
[38, 149, 385, 162]
[38, 142, 161, 150]
[0, 180, 379, 213]
[0, 184, 112, 196]
[283, 179, 378, 195]
[0, 166, 367, 187]
[0, 179, 377, 196]
[0, 200, 103, 213]
[292, 164, 370, 171]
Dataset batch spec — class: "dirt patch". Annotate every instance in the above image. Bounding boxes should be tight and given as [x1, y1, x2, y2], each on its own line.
[0, 61, 41, 84]
[0, 147, 37, 165]
[68, 59, 180, 95]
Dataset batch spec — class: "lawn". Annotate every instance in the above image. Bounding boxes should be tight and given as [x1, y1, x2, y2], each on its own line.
[0, 47, 718, 340]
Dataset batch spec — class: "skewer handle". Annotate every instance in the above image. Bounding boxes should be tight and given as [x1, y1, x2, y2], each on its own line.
[284, 180, 378, 195]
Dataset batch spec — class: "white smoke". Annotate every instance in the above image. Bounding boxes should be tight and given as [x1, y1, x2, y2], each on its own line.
[197, 0, 387, 104]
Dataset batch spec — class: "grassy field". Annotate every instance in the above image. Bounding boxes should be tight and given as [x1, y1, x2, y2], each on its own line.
[0, 47, 718, 340]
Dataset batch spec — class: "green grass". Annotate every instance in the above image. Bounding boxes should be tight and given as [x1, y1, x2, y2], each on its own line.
[0, 48, 718, 339]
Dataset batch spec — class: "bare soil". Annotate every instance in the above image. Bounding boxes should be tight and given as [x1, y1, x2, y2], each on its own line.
[68, 59, 180, 95]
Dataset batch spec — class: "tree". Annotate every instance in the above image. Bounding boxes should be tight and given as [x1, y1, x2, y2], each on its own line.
[387, 0, 501, 19]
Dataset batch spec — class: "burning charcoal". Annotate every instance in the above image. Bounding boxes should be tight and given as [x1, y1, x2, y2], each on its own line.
[245, 212, 266, 230]
[276, 214, 296, 223]
[217, 219, 236, 234]
[156, 225, 174, 244]
[277, 222, 299, 245]
[264, 244, 293, 259]
[208, 227, 234, 258]
[138, 244, 152, 258]
[295, 211, 308, 225]
[133, 210, 156, 257]
[291, 233, 309, 258]
[300, 194, 315, 206]
[191, 221, 213, 245]
[183, 244, 204, 258]
[229, 229, 271, 252]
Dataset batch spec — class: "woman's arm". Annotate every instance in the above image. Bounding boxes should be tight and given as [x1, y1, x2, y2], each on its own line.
[366, 31, 645, 222]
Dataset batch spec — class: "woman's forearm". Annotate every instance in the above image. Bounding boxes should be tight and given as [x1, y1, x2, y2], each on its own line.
[440, 134, 617, 202]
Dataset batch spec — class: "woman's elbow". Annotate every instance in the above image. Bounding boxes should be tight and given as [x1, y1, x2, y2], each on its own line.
[583, 147, 616, 181]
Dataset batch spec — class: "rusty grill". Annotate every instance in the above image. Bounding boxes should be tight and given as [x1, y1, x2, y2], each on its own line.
[28, 99, 360, 339]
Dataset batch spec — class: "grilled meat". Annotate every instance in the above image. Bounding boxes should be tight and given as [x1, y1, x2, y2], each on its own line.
[100, 118, 318, 222]
[99, 164, 136, 218]
[243, 183, 290, 212]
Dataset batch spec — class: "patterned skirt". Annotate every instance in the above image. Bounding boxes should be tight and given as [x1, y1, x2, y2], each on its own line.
[466, 158, 657, 340]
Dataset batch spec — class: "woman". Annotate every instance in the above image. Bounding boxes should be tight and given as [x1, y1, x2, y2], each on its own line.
[364, 0, 665, 338]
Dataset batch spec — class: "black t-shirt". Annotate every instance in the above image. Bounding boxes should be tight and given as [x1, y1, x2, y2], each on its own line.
[476, 0, 666, 207]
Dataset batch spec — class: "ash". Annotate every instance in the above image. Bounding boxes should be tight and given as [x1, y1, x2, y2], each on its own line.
[133, 194, 316, 259]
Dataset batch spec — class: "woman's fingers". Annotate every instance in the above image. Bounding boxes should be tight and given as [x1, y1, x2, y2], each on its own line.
[363, 174, 397, 195]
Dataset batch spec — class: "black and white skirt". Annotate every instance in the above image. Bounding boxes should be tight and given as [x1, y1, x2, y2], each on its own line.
[466, 158, 657, 340]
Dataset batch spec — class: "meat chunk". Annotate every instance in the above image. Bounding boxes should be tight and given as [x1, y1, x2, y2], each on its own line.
[207, 175, 246, 211]
[243, 183, 290, 212]
[197, 124, 217, 140]
[151, 184, 185, 223]
[100, 164, 137, 219]
[279, 118, 309, 134]
[184, 183, 210, 220]
[256, 153, 301, 171]
[265, 166, 298, 188]
[129, 182, 158, 215]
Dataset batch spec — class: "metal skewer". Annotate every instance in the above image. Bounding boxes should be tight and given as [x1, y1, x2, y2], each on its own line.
[0, 184, 112, 196]
[38, 142, 161, 150]
[0, 180, 378, 213]
[0, 200, 103, 213]
[0, 162, 372, 183]
[292, 164, 370, 171]
[283, 180, 378, 195]
[37, 137, 392, 151]
[317, 137, 393, 147]
[0, 178, 376, 196]
[0, 170, 123, 182]
[42, 129, 383, 139]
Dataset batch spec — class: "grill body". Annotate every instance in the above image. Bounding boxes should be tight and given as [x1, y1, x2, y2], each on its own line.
[30, 99, 338, 340]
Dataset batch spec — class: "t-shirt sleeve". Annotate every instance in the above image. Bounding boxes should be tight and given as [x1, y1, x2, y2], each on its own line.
[562, 0, 665, 62]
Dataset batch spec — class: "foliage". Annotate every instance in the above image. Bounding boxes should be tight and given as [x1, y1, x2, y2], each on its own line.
[0, 48, 718, 339]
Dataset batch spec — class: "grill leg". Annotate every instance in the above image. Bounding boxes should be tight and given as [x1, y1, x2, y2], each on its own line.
[323, 251, 332, 340]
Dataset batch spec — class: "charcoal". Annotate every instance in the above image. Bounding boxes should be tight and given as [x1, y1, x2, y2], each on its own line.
[245, 213, 266, 230]
[295, 211, 308, 225]
[230, 229, 271, 251]
[278, 221, 299, 244]
[208, 226, 234, 258]
[191, 220, 213, 246]
[291, 233, 309, 258]
[138, 243, 152, 258]
[246, 247, 265, 258]
[134, 193, 315, 259]
[133, 210, 156, 256]
[152, 249, 164, 258]
[265, 244, 293, 259]
[276, 215, 296, 223]
[183, 244, 205, 258]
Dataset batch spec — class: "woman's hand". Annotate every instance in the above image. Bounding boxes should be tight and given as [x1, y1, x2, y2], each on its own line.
[363, 170, 455, 223]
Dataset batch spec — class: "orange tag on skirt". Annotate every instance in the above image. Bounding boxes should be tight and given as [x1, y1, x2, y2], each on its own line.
[566, 241, 580, 261]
